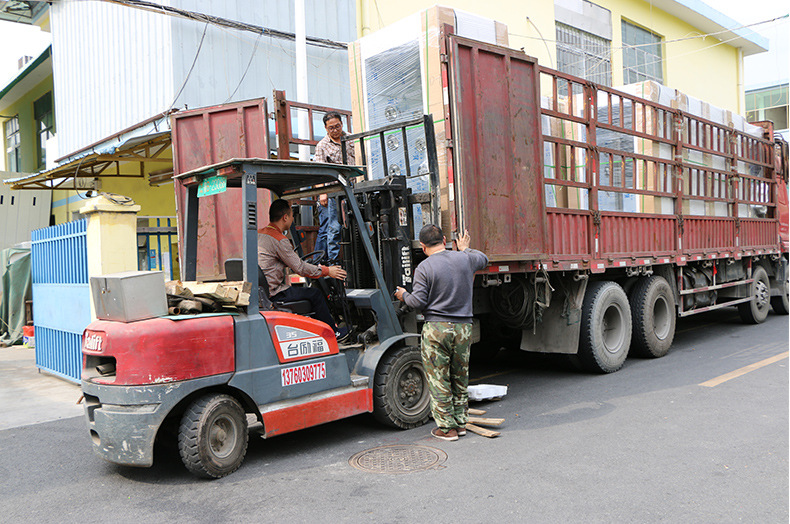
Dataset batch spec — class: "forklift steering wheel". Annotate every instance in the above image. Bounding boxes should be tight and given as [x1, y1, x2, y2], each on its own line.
[301, 250, 327, 265]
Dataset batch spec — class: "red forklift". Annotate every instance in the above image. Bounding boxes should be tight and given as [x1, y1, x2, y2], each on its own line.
[81, 148, 437, 478]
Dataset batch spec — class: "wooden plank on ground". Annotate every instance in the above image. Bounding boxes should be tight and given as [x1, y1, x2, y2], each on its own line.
[468, 408, 487, 416]
[465, 423, 500, 438]
[468, 416, 505, 427]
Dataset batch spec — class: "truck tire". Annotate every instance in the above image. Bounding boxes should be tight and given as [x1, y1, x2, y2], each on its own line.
[577, 281, 632, 373]
[373, 346, 431, 429]
[771, 274, 789, 315]
[629, 276, 676, 358]
[178, 394, 249, 479]
[738, 266, 771, 324]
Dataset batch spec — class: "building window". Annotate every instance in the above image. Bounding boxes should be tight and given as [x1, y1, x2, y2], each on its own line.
[746, 84, 789, 131]
[34, 92, 55, 169]
[4, 116, 21, 172]
[622, 20, 663, 85]
[556, 23, 612, 86]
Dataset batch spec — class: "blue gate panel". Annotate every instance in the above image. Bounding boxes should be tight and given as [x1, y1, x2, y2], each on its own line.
[31, 219, 90, 383]
[32, 283, 92, 333]
[34, 327, 82, 384]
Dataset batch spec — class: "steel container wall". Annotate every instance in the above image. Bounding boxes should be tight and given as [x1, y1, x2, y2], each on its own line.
[172, 99, 272, 279]
[547, 211, 589, 256]
[684, 217, 735, 252]
[449, 36, 547, 261]
[600, 215, 676, 257]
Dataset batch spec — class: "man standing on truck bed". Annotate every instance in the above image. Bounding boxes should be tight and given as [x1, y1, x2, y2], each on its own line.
[313, 111, 355, 264]
[395, 226, 489, 441]
[259, 199, 349, 340]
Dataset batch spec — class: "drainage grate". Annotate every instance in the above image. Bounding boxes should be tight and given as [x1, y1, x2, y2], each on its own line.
[349, 445, 447, 474]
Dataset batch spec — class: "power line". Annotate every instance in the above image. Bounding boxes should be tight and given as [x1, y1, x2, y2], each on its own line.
[511, 13, 788, 52]
[100, 0, 348, 50]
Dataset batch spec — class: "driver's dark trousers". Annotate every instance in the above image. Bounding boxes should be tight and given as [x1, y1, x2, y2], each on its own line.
[271, 286, 338, 332]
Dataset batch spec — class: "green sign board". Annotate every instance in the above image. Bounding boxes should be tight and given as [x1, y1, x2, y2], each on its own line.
[197, 175, 227, 197]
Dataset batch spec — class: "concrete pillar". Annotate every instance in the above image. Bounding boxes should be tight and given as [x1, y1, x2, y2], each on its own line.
[80, 195, 141, 319]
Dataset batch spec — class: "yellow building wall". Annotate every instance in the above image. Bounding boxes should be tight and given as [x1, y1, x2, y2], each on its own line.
[1, 76, 54, 173]
[603, 0, 740, 112]
[357, 0, 744, 113]
[51, 179, 176, 224]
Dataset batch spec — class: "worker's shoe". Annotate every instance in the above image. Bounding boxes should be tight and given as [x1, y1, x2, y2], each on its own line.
[456, 426, 467, 437]
[431, 427, 458, 441]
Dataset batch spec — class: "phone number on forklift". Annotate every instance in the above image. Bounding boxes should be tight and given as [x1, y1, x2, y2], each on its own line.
[281, 361, 326, 387]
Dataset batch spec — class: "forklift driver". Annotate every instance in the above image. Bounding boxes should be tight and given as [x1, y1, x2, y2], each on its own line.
[258, 199, 349, 340]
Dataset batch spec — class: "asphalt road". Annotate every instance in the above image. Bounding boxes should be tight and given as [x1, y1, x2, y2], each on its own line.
[1, 309, 787, 523]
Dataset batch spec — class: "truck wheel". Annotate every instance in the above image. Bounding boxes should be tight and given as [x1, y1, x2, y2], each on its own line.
[578, 281, 632, 373]
[178, 394, 249, 479]
[738, 266, 771, 324]
[771, 274, 789, 315]
[629, 276, 676, 358]
[373, 346, 431, 429]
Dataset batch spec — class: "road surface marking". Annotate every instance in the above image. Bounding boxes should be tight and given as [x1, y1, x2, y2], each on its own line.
[700, 351, 789, 388]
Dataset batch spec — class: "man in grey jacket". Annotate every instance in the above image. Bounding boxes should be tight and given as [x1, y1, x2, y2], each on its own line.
[395, 225, 489, 441]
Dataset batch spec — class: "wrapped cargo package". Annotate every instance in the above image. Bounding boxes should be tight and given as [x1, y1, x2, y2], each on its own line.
[348, 6, 508, 236]
[620, 81, 768, 218]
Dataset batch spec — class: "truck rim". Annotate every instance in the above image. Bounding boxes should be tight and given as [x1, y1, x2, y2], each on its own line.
[209, 414, 238, 459]
[653, 295, 671, 340]
[397, 366, 426, 415]
[755, 278, 770, 309]
[603, 303, 626, 354]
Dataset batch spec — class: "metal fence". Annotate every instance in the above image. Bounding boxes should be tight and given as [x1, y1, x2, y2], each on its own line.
[137, 216, 177, 280]
[31, 219, 91, 383]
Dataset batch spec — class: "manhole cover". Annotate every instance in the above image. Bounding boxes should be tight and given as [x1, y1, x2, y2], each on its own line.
[349, 445, 447, 474]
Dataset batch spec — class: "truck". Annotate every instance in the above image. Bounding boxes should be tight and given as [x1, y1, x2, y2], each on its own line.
[80, 27, 788, 477]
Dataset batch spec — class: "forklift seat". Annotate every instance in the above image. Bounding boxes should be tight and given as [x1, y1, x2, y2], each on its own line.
[224, 259, 313, 315]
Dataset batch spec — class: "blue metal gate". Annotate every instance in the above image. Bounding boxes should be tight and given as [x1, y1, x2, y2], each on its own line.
[31, 220, 91, 383]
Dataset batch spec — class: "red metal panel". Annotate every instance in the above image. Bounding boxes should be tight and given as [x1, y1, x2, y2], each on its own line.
[547, 211, 589, 255]
[262, 311, 340, 364]
[449, 36, 547, 261]
[600, 215, 676, 257]
[261, 388, 373, 438]
[82, 316, 235, 385]
[171, 99, 272, 279]
[683, 217, 735, 251]
[740, 218, 777, 248]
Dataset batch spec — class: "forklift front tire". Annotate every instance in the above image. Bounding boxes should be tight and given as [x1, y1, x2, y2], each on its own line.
[178, 393, 249, 479]
[373, 345, 431, 429]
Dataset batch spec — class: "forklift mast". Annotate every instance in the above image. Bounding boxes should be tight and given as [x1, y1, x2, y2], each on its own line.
[340, 115, 441, 296]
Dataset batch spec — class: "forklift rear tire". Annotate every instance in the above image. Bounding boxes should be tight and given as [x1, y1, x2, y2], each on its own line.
[373, 346, 431, 429]
[178, 394, 249, 479]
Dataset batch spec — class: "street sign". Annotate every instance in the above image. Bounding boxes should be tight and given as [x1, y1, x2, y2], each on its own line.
[197, 175, 227, 197]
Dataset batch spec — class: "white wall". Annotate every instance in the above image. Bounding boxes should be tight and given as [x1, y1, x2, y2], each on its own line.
[50, 0, 173, 158]
[0, 179, 51, 249]
[50, 0, 356, 159]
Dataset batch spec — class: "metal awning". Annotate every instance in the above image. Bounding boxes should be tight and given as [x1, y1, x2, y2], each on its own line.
[3, 129, 173, 190]
[0, 1, 48, 24]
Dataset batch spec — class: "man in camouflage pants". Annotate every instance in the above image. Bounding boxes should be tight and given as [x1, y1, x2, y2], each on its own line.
[395, 225, 488, 441]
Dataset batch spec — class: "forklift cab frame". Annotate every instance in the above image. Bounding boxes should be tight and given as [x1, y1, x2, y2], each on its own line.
[174, 158, 404, 342]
